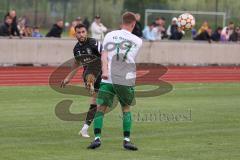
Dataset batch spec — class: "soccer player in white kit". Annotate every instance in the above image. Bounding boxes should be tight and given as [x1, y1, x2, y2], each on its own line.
[87, 12, 143, 151]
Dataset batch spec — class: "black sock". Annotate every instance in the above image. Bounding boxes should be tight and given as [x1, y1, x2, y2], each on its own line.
[124, 131, 130, 138]
[85, 104, 97, 126]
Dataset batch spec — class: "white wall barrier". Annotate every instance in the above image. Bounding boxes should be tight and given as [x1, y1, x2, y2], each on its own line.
[0, 38, 240, 66]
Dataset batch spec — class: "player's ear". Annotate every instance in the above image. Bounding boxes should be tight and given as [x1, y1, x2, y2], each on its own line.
[131, 22, 136, 29]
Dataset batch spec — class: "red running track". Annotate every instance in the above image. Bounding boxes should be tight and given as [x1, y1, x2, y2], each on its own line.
[0, 66, 240, 86]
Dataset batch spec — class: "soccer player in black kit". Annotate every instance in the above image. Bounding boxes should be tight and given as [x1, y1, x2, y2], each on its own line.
[61, 24, 102, 138]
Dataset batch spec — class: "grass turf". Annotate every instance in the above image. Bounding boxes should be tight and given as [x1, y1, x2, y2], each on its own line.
[0, 83, 240, 160]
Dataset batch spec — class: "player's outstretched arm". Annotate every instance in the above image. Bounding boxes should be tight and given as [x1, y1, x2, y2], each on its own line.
[60, 60, 80, 88]
[101, 51, 108, 80]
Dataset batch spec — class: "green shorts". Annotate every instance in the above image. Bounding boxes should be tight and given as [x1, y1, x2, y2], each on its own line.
[96, 82, 135, 107]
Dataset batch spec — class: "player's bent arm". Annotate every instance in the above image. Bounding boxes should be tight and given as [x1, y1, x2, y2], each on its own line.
[101, 51, 108, 80]
[61, 60, 80, 88]
[66, 60, 80, 80]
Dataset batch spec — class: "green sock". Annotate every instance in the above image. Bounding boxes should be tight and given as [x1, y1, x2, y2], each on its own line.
[94, 111, 104, 138]
[123, 112, 132, 138]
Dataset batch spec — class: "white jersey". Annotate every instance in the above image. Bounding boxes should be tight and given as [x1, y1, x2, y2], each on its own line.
[102, 29, 143, 86]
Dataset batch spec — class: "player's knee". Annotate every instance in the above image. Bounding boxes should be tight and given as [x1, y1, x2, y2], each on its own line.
[97, 105, 107, 113]
[122, 106, 130, 113]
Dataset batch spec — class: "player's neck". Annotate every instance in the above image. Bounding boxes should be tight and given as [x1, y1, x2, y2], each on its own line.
[121, 25, 133, 33]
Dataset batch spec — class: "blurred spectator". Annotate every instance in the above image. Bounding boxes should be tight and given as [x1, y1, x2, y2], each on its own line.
[132, 13, 143, 38]
[166, 17, 176, 37]
[221, 22, 234, 41]
[46, 19, 64, 38]
[18, 17, 26, 36]
[0, 16, 13, 36]
[194, 27, 212, 43]
[68, 17, 83, 38]
[75, 17, 82, 25]
[4, 10, 20, 36]
[220, 27, 230, 42]
[191, 28, 197, 39]
[69, 20, 77, 37]
[154, 17, 167, 40]
[211, 27, 222, 42]
[32, 26, 43, 38]
[83, 17, 90, 31]
[229, 27, 240, 42]
[22, 25, 32, 37]
[142, 22, 157, 41]
[197, 21, 209, 35]
[90, 15, 107, 41]
[168, 17, 184, 40]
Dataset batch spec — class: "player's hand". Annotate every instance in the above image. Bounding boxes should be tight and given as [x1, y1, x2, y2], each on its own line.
[101, 72, 108, 80]
[60, 78, 70, 88]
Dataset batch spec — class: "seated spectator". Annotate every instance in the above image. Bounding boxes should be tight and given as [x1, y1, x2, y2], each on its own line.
[194, 27, 212, 43]
[154, 17, 167, 40]
[221, 27, 230, 42]
[4, 10, 20, 36]
[69, 20, 77, 37]
[229, 27, 240, 42]
[142, 22, 157, 41]
[197, 21, 209, 35]
[236, 27, 240, 41]
[0, 16, 13, 36]
[18, 18, 25, 36]
[22, 25, 32, 37]
[169, 17, 185, 40]
[221, 22, 234, 42]
[191, 28, 197, 39]
[46, 19, 64, 38]
[32, 26, 44, 38]
[167, 17, 176, 37]
[75, 17, 82, 25]
[211, 27, 222, 42]
[68, 17, 83, 38]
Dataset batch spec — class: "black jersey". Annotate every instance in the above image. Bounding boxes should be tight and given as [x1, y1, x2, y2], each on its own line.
[73, 38, 102, 91]
[73, 38, 102, 65]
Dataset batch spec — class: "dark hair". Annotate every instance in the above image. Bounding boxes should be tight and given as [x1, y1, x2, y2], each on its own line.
[161, 17, 166, 21]
[95, 15, 100, 19]
[155, 17, 165, 21]
[33, 26, 39, 30]
[122, 12, 136, 24]
[5, 15, 12, 20]
[229, 21, 234, 25]
[56, 18, 63, 22]
[149, 22, 156, 27]
[216, 27, 223, 31]
[74, 24, 87, 31]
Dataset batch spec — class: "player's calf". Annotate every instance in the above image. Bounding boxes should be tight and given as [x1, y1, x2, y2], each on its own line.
[85, 74, 96, 95]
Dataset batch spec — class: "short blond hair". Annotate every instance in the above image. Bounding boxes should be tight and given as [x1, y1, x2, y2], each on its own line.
[122, 12, 136, 25]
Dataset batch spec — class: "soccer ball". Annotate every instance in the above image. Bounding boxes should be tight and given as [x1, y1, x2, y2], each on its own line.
[177, 13, 195, 30]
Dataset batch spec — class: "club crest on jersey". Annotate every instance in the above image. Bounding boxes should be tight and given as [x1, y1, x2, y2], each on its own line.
[86, 48, 92, 55]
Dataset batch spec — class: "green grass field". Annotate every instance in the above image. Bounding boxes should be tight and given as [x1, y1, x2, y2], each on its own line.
[0, 83, 240, 160]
